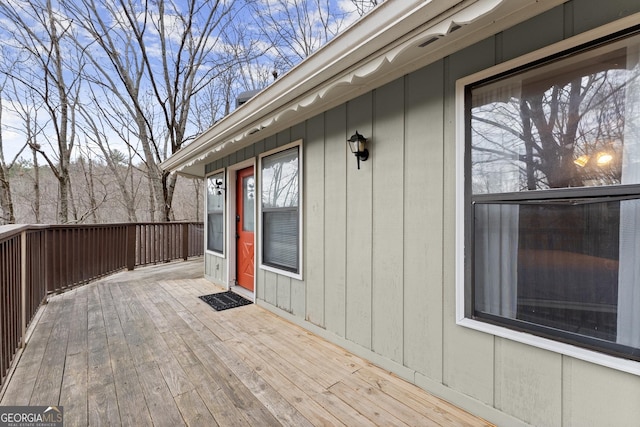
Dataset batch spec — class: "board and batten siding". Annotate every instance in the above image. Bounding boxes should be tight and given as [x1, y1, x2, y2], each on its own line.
[202, 1, 640, 425]
[204, 252, 226, 284]
[440, 2, 640, 426]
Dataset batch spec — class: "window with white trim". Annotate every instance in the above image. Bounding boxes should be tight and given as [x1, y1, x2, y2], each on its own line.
[260, 145, 301, 274]
[463, 29, 640, 361]
[206, 172, 225, 254]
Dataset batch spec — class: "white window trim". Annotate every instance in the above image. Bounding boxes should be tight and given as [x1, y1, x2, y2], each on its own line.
[258, 139, 303, 281]
[455, 13, 640, 376]
[205, 168, 226, 258]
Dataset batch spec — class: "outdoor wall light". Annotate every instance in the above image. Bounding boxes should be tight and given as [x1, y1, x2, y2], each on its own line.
[214, 179, 226, 195]
[347, 131, 369, 170]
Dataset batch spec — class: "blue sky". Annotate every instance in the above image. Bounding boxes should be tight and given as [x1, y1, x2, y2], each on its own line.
[0, 0, 370, 165]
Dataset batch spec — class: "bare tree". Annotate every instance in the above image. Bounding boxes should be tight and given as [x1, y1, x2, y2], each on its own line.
[31, 146, 41, 223]
[250, 0, 351, 71]
[0, 91, 17, 224]
[0, 40, 48, 224]
[349, 0, 381, 17]
[471, 69, 630, 192]
[61, 0, 246, 221]
[0, 0, 358, 224]
[193, 179, 201, 222]
[5, 78, 46, 223]
[0, 0, 84, 223]
[76, 151, 99, 223]
[78, 98, 140, 222]
[190, 26, 274, 129]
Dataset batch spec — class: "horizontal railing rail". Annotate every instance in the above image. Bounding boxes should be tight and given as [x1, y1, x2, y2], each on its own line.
[0, 222, 203, 390]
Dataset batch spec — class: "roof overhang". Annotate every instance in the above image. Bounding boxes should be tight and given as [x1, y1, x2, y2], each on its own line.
[162, 0, 567, 178]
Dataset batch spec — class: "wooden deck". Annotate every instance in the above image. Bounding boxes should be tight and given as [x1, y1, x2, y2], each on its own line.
[0, 260, 491, 426]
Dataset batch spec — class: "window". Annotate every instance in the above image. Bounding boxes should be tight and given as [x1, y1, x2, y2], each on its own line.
[463, 29, 640, 362]
[260, 144, 301, 275]
[206, 172, 225, 254]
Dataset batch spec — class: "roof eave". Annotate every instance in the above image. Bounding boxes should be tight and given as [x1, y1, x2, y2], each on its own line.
[162, 0, 567, 178]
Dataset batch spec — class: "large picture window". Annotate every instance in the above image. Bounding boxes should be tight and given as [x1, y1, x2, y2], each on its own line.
[464, 30, 640, 361]
[206, 172, 225, 254]
[261, 145, 301, 274]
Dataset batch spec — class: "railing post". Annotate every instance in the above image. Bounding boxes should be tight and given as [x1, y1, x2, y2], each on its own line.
[45, 229, 52, 293]
[126, 224, 136, 271]
[20, 231, 27, 348]
[182, 223, 189, 261]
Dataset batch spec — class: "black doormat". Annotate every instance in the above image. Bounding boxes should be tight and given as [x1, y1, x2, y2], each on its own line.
[199, 291, 252, 311]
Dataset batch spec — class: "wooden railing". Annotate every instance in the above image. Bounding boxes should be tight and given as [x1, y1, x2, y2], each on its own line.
[0, 222, 203, 389]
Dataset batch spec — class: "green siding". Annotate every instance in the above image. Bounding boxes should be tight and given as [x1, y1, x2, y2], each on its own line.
[372, 79, 404, 363]
[323, 105, 347, 338]
[204, 252, 226, 284]
[501, 7, 564, 60]
[573, 0, 639, 34]
[403, 62, 444, 380]
[442, 38, 496, 406]
[305, 114, 326, 326]
[562, 358, 640, 426]
[201, 0, 640, 425]
[494, 339, 562, 426]
[263, 270, 277, 305]
[345, 92, 373, 349]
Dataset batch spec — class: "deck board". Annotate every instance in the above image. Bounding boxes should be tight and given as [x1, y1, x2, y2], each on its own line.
[29, 292, 73, 406]
[0, 260, 493, 426]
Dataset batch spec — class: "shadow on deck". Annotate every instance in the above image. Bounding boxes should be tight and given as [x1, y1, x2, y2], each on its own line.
[0, 260, 491, 426]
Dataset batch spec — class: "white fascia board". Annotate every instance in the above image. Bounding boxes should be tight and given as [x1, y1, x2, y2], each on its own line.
[161, 0, 459, 175]
[163, 0, 567, 177]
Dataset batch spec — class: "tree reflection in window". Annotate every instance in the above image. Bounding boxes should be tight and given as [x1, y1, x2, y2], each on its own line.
[262, 147, 299, 208]
[468, 32, 640, 357]
[471, 45, 640, 194]
[261, 146, 300, 273]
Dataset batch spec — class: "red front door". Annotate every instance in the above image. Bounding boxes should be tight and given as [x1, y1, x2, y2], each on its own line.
[236, 167, 255, 291]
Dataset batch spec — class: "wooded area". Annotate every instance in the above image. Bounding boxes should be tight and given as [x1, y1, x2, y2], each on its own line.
[4, 159, 202, 223]
[0, 0, 379, 225]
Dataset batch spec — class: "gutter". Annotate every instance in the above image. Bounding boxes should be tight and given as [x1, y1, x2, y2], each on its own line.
[162, 0, 567, 177]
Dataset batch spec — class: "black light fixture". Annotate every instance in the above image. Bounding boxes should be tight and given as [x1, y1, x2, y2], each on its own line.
[347, 131, 369, 170]
[214, 179, 226, 195]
